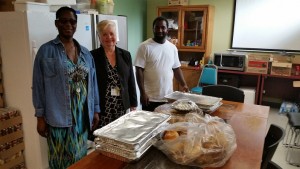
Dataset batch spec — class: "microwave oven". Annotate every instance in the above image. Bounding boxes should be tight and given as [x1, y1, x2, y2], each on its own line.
[213, 53, 246, 71]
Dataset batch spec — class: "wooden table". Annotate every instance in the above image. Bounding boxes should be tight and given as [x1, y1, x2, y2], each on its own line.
[68, 100, 270, 169]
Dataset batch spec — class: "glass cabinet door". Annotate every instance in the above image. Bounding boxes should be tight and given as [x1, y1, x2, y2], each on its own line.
[181, 7, 207, 50]
[158, 8, 181, 47]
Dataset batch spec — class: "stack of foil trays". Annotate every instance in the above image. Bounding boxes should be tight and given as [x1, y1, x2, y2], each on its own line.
[164, 91, 223, 113]
[93, 110, 171, 162]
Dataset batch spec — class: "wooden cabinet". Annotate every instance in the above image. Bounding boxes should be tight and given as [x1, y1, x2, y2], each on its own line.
[173, 66, 201, 91]
[260, 74, 300, 107]
[158, 5, 214, 91]
[158, 5, 214, 58]
[216, 70, 300, 106]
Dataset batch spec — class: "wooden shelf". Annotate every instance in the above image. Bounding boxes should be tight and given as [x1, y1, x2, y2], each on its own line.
[218, 69, 300, 106]
[263, 74, 300, 80]
[178, 48, 205, 52]
[218, 69, 260, 76]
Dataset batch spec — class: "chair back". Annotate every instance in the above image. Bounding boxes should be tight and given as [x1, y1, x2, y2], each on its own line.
[199, 64, 218, 86]
[266, 161, 282, 169]
[261, 124, 285, 169]
[202, 84, 245, 102]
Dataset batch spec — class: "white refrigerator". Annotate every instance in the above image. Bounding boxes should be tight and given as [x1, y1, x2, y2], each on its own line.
[0, 11, 127, 169]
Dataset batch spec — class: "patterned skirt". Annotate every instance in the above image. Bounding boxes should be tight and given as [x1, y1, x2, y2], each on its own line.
[47, 78, 89, 168]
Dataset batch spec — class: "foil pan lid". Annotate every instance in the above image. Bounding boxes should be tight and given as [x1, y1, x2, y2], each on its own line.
[165, 91, 222, 106]
[93, 110, 171, 149]
[171, 99, 199, 112]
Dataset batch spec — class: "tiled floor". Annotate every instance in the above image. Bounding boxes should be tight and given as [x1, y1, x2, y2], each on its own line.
[267, 107, 300, 169]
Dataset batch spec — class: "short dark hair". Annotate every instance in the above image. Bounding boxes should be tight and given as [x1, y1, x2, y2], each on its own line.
[152, 16, 168, 29]
[56, 6, 77, 20]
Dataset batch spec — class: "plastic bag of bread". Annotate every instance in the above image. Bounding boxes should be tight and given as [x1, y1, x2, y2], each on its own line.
[155, 113, 237, 168]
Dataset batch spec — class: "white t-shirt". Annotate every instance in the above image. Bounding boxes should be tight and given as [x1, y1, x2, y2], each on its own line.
[134, 38, 181, 102]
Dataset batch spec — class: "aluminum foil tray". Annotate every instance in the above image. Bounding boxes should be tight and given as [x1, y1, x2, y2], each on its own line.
[95, 136, 156, 162]
[164, 91, 222, 107]
[95, 133, 157, 153]
[200, 102, 223, 114]
[171, 99, 199, 112]
[93, 110, 170, 151]
[97, 143, 152, 163]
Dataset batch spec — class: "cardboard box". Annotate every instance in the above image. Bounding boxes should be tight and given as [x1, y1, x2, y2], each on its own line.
[291, 64, 300, 76]
[0, 96, 4, 108]
[271, 62, 292, 76]
[246, 60, 269, 74]
[0, 130, 23, 146]
[272, 54, 292, 63]
[14, 1, 50, 12]
[293, 81, 300, 87]
[0, 108, 25, 169]
[246, 53, 270, 74]
[40, 0, 76, 5]
[0, 141, 24, 159]
[247, 53, 270, 61]
[0, 154, 25, 169]
[292, 55, 300, 64]
[239, 87, 256, 104]
[168, 0, 188, 6]
[0, 115, 22, 130]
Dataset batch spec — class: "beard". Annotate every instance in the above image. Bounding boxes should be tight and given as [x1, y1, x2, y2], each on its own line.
[154, 33, 167, 43]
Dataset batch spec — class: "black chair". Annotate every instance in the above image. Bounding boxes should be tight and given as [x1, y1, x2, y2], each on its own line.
[202, 84, 245, 103]
[283, 112, 300, 146]
[266, 161, 282, 169]
[284, 112, 300, 166]
[261, 124, 285, 169]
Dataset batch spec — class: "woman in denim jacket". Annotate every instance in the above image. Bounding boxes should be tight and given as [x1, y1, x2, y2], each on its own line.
[32, 7, 100, 169]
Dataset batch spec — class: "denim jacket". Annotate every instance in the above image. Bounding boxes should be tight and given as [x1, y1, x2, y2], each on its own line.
[32, 36, 100, 128]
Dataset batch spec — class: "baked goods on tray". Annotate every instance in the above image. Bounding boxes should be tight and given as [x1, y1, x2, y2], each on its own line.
[155, 113, 237, 168]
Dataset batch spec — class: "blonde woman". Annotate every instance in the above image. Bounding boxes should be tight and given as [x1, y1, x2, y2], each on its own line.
[90, 20, 137, 129]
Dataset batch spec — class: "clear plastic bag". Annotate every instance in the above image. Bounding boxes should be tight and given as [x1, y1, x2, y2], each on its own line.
[155, 113, 237, 168]
[171, 99, 199, 112]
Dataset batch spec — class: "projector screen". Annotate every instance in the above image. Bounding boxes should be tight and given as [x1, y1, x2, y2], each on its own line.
[231, 0, 300, 53]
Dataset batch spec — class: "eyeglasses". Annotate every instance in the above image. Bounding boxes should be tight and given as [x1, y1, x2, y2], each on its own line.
[56, 19, 77, 25]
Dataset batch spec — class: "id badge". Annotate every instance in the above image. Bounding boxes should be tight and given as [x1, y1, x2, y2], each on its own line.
[111, 86, 120, 96]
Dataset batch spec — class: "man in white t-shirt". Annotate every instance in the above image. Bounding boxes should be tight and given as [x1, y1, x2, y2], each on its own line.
[134, 16, 189, 111]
